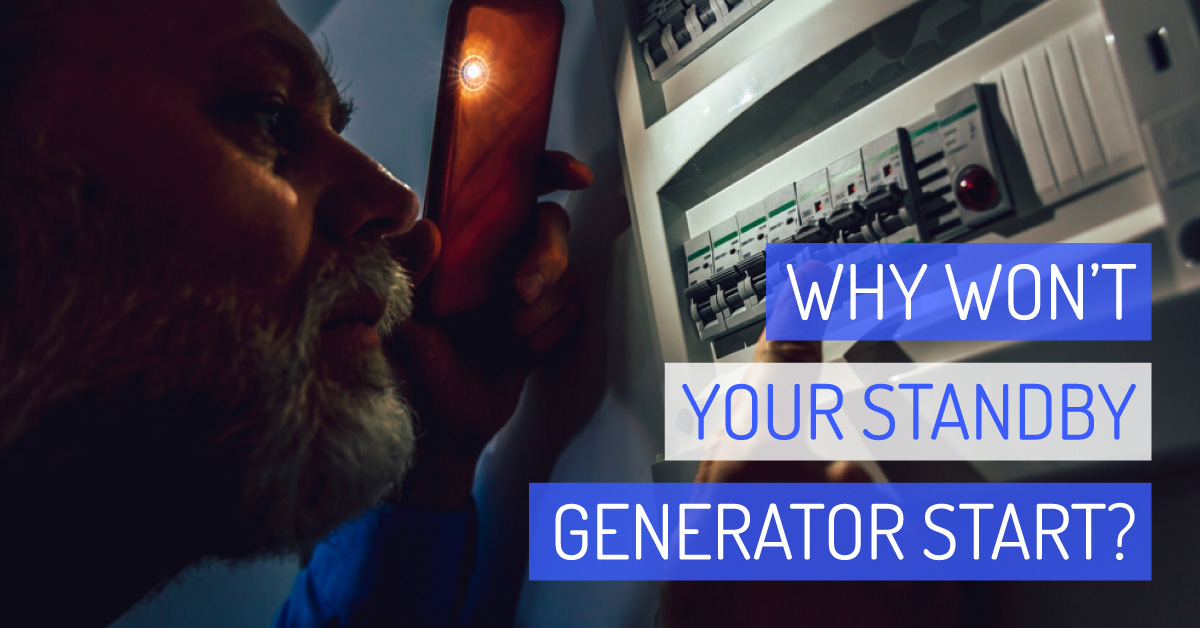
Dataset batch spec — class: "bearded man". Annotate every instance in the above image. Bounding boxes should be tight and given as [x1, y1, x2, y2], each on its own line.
[0, 0, 592, 625]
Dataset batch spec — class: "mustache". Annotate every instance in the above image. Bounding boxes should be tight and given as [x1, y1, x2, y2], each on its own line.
[298, 243, 413, 346]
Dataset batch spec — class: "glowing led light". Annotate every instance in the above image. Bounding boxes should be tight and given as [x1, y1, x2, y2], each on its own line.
[460, 55, 489, 91]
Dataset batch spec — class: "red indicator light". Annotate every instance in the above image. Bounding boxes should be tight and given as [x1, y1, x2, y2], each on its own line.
[955, 165, 998, 211]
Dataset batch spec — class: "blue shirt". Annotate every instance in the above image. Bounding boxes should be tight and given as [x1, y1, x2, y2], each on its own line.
[275, 504, 475, 628]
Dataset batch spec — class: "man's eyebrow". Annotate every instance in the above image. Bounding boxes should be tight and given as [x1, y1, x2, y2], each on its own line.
[217, 32, 355, 133]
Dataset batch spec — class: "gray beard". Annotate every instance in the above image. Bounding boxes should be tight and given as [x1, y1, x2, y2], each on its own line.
[223, 243, 418, 553]
[0, 148, 418, 556]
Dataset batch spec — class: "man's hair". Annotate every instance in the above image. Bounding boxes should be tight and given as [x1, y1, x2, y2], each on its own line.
[0, 0, 91, 448]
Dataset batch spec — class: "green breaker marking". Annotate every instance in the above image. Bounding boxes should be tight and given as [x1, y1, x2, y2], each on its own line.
[911, 120, 939, 139]
[712, 233, 738, 247]
[798, 183, 829, 202]
[866, 144, 899, 167]
[768, 200, 797, 217]
[939, 103, 979, 128]
[739, 216, 767, 232]
[831, 164, 863, 183]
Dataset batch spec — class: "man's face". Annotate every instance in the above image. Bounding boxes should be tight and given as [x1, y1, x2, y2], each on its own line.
[1, 0, 421, 553]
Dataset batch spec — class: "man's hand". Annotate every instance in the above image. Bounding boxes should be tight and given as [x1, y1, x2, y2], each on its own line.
[384, 151, 593, 510]
[696, 331, 871, 484]
[670, 329, 967, 628]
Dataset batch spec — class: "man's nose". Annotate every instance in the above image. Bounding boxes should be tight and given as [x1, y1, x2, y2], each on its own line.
[315, 142, 420, 244]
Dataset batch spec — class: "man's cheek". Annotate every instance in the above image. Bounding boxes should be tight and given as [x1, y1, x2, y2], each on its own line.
[193, 158, 315, 290]
[61, 83, 311, 290]
[223, 171, 310, 275]
[135, 97, 314, 287]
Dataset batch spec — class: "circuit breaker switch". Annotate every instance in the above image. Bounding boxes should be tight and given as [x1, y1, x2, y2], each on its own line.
[794, 221, 829, 243]
[685, 282, 727, 340]
[752, 272, 767, 299]
[712, 266, 756, 330]
[879, 213, 908, 235]
[827, 202, 866, 230]
[864, 183, 904, 215]
[740, 251, 769, 318]
[684, 234, 714, 287]
[721, 285, 745, 311]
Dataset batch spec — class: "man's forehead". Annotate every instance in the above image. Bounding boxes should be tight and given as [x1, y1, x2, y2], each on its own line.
[207, 29, 338, 99]
[55, 0, 340, 107]
[57, 0, 316, 70]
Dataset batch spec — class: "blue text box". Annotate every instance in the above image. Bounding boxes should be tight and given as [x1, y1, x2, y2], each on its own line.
[529, 483, 1150, 581]
[764, 243, 1151, 341]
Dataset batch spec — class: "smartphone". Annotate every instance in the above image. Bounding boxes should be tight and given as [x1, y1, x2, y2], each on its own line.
[423, 0, 565, 315]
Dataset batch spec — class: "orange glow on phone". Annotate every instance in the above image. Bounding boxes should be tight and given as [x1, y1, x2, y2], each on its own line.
[425, 0, 564, 315]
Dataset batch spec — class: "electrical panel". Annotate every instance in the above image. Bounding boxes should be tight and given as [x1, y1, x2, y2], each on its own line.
[678, 82, 1043, 342]
[679, 80, 1025, 342]
[607, 3, 1200, 617]
[611, 0, 1200, 362]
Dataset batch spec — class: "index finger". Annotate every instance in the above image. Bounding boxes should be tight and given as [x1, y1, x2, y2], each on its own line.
[536, 151, 593, 196]
[514, 202, 570, 304]
[753, 260, 832, 363]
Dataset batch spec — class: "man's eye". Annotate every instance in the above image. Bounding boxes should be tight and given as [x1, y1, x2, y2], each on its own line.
[248, 101, 296, 146]
[217, 94, 299, 157]
[255, 108, 283, 141]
